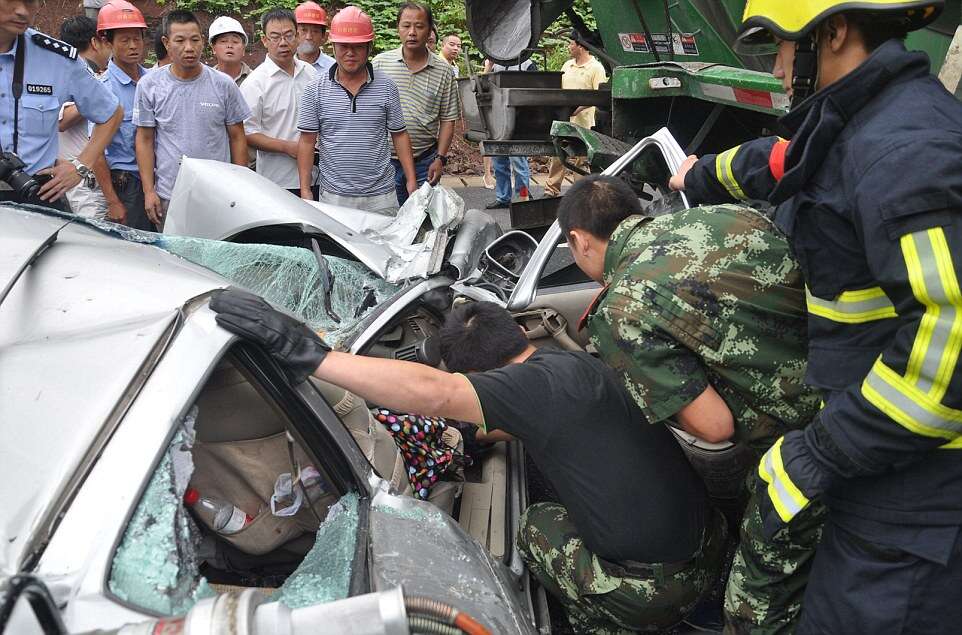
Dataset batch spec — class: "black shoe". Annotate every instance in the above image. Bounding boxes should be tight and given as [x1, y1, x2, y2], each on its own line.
[485, 199, 509, 209]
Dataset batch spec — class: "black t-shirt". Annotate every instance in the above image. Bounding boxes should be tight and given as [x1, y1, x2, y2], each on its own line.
[468, 349, 708, 563]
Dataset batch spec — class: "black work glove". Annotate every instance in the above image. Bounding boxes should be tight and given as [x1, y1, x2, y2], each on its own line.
[209, 288, 331, 384]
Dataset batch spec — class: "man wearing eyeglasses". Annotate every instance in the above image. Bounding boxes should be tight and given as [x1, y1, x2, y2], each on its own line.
[240, 8, 318, 196]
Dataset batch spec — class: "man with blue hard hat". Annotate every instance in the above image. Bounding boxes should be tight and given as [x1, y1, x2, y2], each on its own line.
[0, 0, 121, 210]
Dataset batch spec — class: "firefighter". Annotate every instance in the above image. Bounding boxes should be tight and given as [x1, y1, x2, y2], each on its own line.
[671, 1, 962, 633]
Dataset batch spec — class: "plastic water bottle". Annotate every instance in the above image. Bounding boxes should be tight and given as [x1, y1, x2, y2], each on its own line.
[184, 488, 253, 534]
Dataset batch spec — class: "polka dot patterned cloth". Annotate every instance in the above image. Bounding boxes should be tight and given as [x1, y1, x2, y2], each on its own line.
[373, 409, 456, 499]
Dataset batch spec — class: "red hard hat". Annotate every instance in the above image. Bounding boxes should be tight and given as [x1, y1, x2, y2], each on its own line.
[96, 0, 147, 32]
[295, 1, 328, 26]
[329, 5, 375, 44]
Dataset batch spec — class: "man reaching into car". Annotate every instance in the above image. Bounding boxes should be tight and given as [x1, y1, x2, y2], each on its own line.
[209, 290, 726, 633]
[560, 175, 823, 633]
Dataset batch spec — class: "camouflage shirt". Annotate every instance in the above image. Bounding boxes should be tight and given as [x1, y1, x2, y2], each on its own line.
[587, 205, 820, 454]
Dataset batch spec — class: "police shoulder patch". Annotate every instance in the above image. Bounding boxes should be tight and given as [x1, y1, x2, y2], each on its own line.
[31, 32, 78, 60]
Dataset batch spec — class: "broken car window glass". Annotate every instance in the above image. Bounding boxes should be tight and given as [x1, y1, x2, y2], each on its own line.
[272, 492, 359, 609]
[109, 408, 215, 615]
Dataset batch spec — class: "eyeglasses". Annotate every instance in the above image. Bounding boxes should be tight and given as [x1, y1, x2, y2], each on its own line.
[266, 32, 296, 43]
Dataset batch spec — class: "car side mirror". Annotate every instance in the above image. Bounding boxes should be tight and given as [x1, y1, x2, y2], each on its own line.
[483, 231, 539, 280]
[472, 231, 540, 302]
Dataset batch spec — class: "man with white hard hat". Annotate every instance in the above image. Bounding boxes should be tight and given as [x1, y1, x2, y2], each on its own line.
[209, 16, 251, 84]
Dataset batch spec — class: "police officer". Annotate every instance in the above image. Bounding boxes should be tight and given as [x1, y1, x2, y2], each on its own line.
[0, 0, 121, 209]
[672, 1, 962, 633]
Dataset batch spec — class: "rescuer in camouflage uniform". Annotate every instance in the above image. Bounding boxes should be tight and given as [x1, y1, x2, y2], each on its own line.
[519, 502, 727, 634]
[558, 175, 823, 634]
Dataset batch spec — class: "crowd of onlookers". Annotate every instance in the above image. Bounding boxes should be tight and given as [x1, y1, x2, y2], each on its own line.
[56, 0, 606, 231]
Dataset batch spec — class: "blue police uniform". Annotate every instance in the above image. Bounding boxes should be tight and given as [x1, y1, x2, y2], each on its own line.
[0, 28, 118, 175]
[684, 40, 962, 633]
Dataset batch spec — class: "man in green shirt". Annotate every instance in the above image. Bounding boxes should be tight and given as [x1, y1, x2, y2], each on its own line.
[560, 175, 824, 634]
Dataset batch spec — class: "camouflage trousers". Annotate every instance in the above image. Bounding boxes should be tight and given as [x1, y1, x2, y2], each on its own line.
[724, 477, 827, 635]
[518, 502, 728, 633]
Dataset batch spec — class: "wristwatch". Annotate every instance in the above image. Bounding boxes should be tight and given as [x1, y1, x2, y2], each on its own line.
[437, 154, 449, 166]
[71, 159, 95, 186]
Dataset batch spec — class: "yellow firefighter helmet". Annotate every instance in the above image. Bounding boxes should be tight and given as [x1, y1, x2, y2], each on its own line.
[738, 0, 944, 49]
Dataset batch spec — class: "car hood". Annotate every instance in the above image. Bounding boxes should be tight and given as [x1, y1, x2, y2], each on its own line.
[0, 205, 228, 574]
[163, 159, 500, 284]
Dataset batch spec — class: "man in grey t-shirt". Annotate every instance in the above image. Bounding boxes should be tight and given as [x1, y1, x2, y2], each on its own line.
[133, 10, 251, 228]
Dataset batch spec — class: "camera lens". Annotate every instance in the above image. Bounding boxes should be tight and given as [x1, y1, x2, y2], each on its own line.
[7, 170, 40, 202]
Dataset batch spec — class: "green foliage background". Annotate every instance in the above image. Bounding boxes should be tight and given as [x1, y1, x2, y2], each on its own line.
[166, 0, 597, 71]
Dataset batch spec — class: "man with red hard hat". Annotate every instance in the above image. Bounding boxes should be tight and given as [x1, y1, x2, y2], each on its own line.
[296, 5, 416, 214]
[95, 0, 152, 229]
[294, 1, 334, 73]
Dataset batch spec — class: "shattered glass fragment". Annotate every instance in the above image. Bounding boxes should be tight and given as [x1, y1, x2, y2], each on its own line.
[154, 237, 399, 342]
[273, 492, 359, 609]
[372, 499, 448, 526]
[109, 409, 214, 615]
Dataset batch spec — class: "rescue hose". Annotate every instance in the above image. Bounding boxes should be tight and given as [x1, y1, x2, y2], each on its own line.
[404, 596, 492, 635]
[407, 615, 462, 635]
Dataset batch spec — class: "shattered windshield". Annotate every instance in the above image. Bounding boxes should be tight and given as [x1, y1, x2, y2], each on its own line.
[7, 207, 401, 344]
[157, 236, 400, 342]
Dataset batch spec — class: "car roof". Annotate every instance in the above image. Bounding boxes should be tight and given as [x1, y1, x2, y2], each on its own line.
[0, 205, 227, 573]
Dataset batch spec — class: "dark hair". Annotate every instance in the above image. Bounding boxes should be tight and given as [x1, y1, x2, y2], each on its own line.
[396, 2, 434, 30]
[153, 26, 168, 59]
[841, 11, 910, 50]
[440, 302, 528, 373]
[60, 16, 98, 52]
[163, 9, 200, 37]
[262, 8, 296, 33]
[430, 25, 439, 41]
[557, 175, 642, 239]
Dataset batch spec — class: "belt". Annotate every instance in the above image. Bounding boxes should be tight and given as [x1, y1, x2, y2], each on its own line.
[414, 144, 438, 161]
[597, 554, 693, 579]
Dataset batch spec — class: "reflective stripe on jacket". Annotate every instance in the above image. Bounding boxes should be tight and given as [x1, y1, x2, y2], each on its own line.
[687, 40, 962, 525]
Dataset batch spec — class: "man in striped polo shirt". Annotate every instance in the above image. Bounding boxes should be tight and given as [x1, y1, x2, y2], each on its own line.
[372, 2, 459, 205]
[296, 5, 416, 215]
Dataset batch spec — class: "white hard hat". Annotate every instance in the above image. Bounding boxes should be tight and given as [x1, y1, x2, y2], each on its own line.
[209, 16, 248, 45]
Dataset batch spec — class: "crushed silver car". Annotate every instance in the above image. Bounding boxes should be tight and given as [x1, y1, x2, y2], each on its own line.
[1, 128, 698, 634]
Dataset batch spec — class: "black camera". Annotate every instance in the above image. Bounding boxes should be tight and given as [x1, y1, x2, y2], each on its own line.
[0, 151, 43, 202]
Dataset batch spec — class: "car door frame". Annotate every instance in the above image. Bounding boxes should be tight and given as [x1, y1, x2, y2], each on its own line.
[508, 127, 690, 312]
[35, 300, 378, 632]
